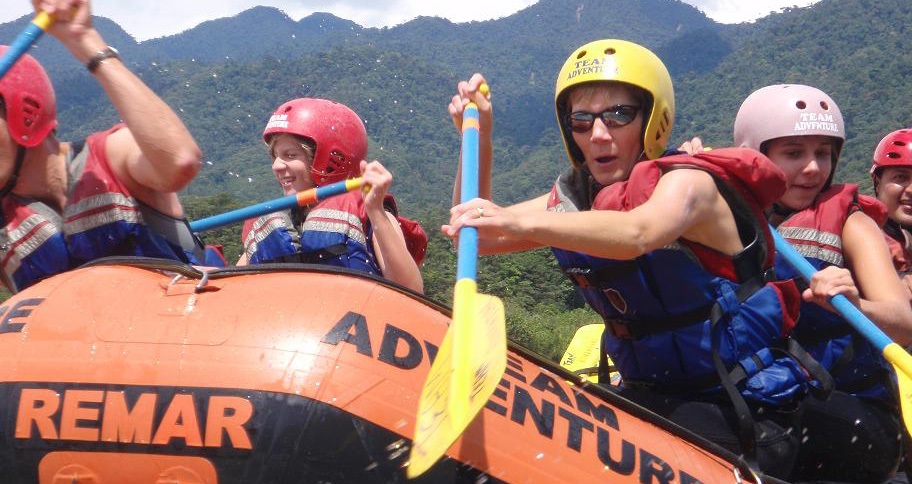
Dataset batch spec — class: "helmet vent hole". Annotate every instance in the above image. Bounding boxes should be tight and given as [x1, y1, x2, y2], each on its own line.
[820, 101, 829, 110]
[604, 48, 616, 55]
[662, 109, 670, 127]
[328, 150, 346, 171]
[893, 141, 906, 147]
[576, 50, 587, 59]
[795, 101, 806, 109]
[887, 152, 902, 159]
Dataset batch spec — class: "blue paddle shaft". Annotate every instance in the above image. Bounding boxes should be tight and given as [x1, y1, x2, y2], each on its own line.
[771, 227, 892, 350]
[189, 194, 300, 232]
[189, 179, 357, 232]
[0, 23, 46, 80]
[457, 105, 480, 281]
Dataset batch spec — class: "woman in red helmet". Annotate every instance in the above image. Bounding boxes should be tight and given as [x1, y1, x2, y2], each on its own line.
[871, 129, 912, 290]
[238, 98, 425, 293]
[0, 0, 208, 292]
[734, 85, 911, 483]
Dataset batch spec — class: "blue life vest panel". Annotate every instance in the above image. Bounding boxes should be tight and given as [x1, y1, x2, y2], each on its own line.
[550, 149, 817, 406]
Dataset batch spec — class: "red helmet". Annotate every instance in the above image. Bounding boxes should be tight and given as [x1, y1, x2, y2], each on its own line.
[871, 129, 912, 181]
[263, 98, 367, 186]
[0, 45, 57, 148]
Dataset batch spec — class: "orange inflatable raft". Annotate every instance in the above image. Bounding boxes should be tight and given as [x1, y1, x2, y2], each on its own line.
[0, 257, 775, 483]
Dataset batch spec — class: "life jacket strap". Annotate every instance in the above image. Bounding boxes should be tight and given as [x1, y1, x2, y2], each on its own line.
[604, 271, 771, 340]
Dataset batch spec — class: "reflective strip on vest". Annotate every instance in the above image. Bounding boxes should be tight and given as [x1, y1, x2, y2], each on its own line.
[63, 192, 143, 234]
[1, 215, 61, 276]
[778, 226, 844, 267]
[244, 213, 294, 258]
[303, 208, 367, 246]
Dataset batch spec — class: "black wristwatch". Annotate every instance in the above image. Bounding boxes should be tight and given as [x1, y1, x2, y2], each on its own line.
[86, 46, 120, 73]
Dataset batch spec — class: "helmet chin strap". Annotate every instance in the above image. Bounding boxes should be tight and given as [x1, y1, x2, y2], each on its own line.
[0, 145, 26, 199]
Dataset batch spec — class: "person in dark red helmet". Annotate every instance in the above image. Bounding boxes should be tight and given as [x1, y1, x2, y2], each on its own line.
[0, 0, 208, 293]
[239, 98, 425, 293]
[871, 129, 912, 292]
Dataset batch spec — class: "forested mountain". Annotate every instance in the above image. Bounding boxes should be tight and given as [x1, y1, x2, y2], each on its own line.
[2, 0, 910, 358]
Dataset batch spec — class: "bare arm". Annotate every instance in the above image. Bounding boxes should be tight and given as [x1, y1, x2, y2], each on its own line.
[370, 210, 424, 293]
[843, 211, 912, 345]
[445, 169, 734, 259]
[361, 161, 423, 293]
[38, 0, 201, 217]
[462, 193, 550, 255]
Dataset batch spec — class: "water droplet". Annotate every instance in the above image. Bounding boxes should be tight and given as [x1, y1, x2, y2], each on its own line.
[535, 453, 544, 459]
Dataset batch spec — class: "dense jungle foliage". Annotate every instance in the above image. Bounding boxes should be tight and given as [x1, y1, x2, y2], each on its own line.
[2, 0, 910, 361]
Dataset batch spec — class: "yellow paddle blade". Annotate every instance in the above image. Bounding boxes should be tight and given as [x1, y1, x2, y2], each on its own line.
[560, 323, 603, 383]
[884, 344, 912, 433]
[895, 364, 912, 432]
[408, 282, 505, 478]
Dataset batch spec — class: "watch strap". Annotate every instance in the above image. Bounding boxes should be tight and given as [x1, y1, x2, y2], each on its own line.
[86, 47, 119, 73]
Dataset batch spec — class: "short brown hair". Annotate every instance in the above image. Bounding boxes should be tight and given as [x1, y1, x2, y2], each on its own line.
[267, 133, 316, 160]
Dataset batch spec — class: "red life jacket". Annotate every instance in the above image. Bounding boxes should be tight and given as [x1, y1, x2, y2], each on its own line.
[1, 125, 203, 292]
[593, 148, 784, 281]
[242, 191, 427, 269]
[776, 185, 876, 268]
[886, 230, 912, 273]
[774, 185, 893, 401]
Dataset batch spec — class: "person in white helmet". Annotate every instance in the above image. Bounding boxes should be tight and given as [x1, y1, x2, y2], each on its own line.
[734, 84, 911, 483]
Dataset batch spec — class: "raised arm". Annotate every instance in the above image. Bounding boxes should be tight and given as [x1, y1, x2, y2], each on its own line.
[449, 73, 492, 205]
[361, 161, 423, 293]
[37, 0, 202, 217]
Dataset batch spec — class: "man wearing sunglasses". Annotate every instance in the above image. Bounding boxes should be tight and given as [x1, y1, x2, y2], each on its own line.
[445, 39, 826, 479]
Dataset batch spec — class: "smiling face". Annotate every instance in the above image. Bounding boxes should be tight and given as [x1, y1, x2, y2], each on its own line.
[269, 133, 316, 195]
[877, 166, 912, 226]
[764, 135, 837, 211]
[567, 83, 646, 186]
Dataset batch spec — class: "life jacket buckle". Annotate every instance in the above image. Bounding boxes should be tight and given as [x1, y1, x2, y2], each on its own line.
[564, 267, 593, 288]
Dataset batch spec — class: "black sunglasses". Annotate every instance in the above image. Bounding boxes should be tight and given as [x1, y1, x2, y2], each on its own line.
[566, 105, 641, 133]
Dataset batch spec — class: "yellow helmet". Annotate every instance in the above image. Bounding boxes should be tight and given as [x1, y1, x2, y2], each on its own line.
[555, 39, 675, 165]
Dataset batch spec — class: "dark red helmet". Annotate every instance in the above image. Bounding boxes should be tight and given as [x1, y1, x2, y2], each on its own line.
[0, 45, 57, 148]
[263, 98, 367, 186]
